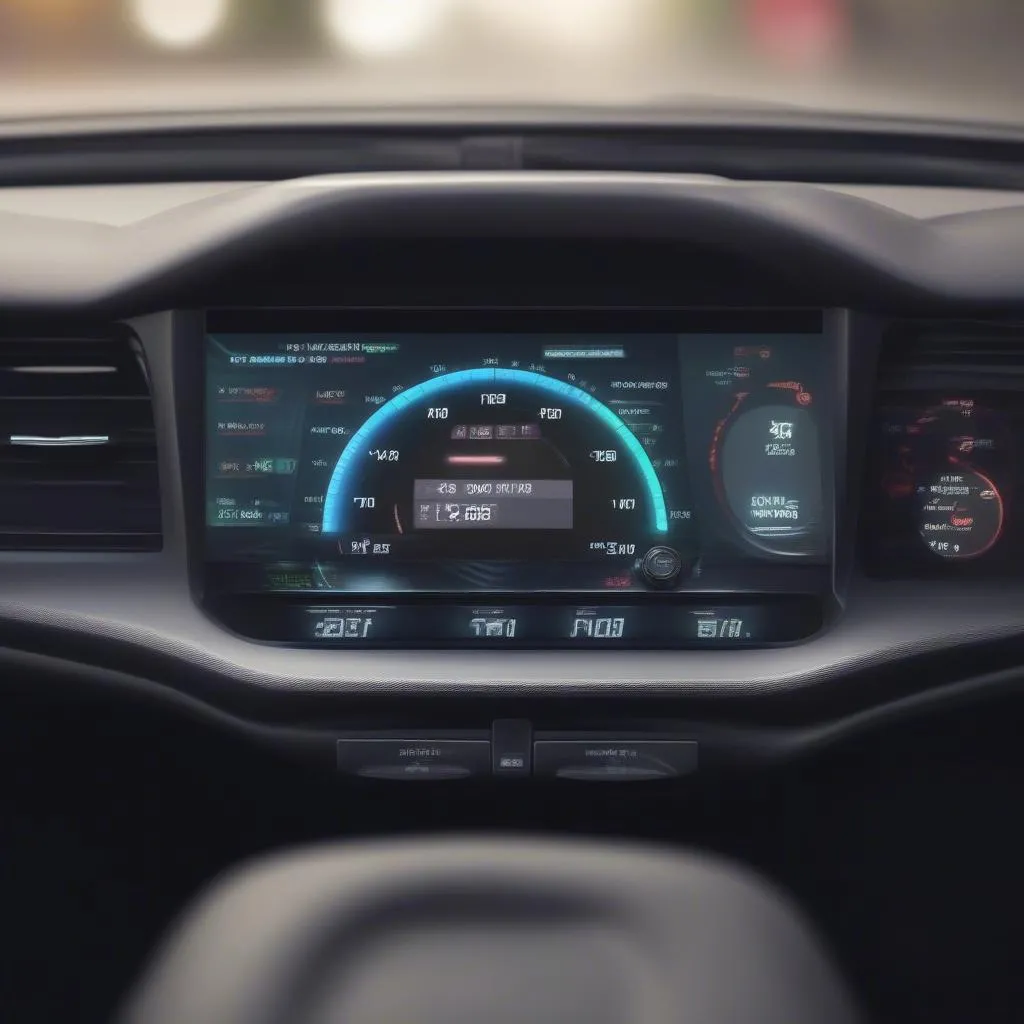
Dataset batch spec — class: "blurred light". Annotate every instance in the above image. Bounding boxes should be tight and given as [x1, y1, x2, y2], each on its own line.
[6, 0, 107, 28]
[471, 0, 644, 53]
[128, 0, 229, 49]
[321, 0, 453, 58]
[746, 0, 848, 68]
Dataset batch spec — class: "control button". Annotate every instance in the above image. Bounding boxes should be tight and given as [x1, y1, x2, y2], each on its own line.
[492, 719, 532, 777]
[337, 739, 491, 780]
[640, 546, 683, 586]
[533, 740, 698, 781]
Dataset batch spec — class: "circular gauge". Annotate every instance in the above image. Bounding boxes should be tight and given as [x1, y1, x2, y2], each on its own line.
[918, 467, 1004, 559]
[713, 402, 823, 555]
[319, 368, 669, 564]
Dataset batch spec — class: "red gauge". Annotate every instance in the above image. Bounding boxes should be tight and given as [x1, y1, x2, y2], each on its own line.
[865, 392, 1014, 573]
[897, 398, 1010, 560]
[918, 466, 1005, 559]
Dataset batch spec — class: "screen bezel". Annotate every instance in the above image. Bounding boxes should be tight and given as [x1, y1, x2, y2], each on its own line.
[192, 307, 835, 642]
[205, 308, 825, 336]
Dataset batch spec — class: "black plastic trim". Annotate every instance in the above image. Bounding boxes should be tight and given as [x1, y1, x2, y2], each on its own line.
[4, 114, 1024, 187]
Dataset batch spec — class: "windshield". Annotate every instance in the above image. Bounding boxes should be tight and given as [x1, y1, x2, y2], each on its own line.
[1, 0, 1022, 126]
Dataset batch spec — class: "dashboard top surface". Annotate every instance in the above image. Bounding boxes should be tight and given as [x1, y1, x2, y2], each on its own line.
[1, 171, 1024, 312]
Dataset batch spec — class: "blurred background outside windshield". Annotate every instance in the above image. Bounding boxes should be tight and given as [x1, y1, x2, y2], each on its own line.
[0, 0, 1022, 123]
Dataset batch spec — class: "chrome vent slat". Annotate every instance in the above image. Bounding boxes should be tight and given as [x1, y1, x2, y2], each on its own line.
[0, 331, 162, 552]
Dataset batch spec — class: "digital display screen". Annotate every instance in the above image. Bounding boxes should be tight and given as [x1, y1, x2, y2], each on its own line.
[205, 311, 830, 595]
[297, 603, 816, 646]
[863, 391, 1024, 576]
[204, 595, 823, 647]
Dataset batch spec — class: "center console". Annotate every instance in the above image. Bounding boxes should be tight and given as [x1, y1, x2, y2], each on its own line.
[201, 309, 838, 648]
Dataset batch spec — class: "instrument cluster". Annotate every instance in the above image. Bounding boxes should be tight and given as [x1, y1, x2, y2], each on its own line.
[201, 308, 834, 647]
[863, 391, 1024, 577]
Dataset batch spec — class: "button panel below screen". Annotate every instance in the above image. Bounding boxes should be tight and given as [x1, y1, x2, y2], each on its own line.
[533, 740, 699, 781]
[335, 732, 698, 782]
[336, 738, 492, 780]
[300, 600, 819, 646]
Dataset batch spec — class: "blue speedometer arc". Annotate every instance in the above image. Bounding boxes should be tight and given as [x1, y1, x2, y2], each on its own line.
[321, 367, 669, 534]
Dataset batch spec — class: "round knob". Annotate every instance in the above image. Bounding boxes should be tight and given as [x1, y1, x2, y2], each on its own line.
[641, 546, 683, 586]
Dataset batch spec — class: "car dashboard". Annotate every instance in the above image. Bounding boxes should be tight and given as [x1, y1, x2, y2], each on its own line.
[3, 165, 1024, 782]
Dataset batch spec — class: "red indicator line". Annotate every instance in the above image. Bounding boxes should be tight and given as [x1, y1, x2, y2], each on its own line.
[446, 454, 507, 466]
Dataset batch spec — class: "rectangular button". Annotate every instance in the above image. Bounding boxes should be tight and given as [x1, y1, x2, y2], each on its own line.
[533, 740, 698, 781]
[492, 719, 532, 777]
[337, 739, 491, 780]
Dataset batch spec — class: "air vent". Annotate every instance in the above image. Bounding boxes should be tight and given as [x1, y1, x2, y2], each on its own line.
[0, 330, 161, 551]
[882, 320, 1024, 379]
